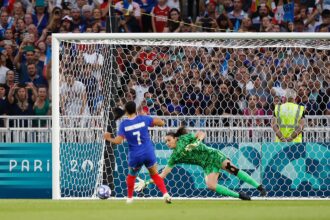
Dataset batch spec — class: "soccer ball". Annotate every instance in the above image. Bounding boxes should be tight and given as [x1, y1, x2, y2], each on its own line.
[97, 185, 111, 199]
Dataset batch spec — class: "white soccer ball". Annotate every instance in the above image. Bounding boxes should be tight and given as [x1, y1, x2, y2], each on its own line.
[97, 185, 111, 199]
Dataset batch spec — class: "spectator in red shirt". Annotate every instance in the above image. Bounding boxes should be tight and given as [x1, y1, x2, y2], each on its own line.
[136, 46, 156, 72]
[151, 0, 170, 32]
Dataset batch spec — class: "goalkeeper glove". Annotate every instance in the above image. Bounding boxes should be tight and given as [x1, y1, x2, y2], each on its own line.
[185, 140, 201, 152]
[134, 177, 150, 192]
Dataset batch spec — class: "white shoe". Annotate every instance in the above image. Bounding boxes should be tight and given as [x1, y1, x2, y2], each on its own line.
[163, 193, 172, 204]
[126, 198, 134, 204]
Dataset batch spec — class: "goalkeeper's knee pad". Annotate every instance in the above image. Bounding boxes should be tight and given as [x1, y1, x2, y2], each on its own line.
[225, 162, 239, 175]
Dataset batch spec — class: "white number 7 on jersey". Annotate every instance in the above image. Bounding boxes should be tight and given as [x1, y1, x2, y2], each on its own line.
[133, 131, 142, 145]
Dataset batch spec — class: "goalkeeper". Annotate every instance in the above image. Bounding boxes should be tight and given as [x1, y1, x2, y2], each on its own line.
[135, 127, 267, 200]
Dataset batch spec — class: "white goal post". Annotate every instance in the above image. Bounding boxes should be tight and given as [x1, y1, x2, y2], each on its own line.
[52, 33, 330, 200]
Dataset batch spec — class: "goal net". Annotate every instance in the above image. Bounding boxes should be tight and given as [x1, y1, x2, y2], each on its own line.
[52, 33, 330, 199]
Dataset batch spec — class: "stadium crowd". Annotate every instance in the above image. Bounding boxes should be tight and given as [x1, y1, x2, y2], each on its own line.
[0, 0, 329, 126]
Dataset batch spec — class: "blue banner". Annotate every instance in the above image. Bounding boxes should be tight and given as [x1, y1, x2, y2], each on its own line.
[0, 143, 52, 198]
[0, 143, 328, 198]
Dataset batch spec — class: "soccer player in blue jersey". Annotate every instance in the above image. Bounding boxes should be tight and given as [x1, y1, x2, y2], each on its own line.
[104, 101, 171, 204]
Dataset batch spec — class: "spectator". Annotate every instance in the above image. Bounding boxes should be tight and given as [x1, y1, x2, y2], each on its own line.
[76, 0, 88, 11]
[15, 18, 26, 40]
[5, 70, 15, 92]
[235, 66, 252, 92]
[44, 5, 62, 33]
[82, 5, 94, 27]
[164, 8, 183, 32]
[228, 0, 247, 31]
[0, 10, 14, 38]
[8, 83, 36, 116]
[180, 17, 194, 32]
[251, 3, 273, 31]
[0, 50, 9, 84]
[14, 2, 25, 20]
[215, 83, 240, 115]
[61, 16, 74, 32]
[243, 95, 265, 126]
[260, 16, 273, 32]
[3, 42, 15, 70]
[0, 83, 9, 127]
[77, 64, 99, 115]
[196, 1, 218, 32]
[71, 6, 87, 32]
[60, 70, 90, 122]
[151, 0, 170, 32]
[24, 13, 34, 27]
[92, 8, 106, 30]
[223, 0, 234, 13]
[315, 9, 330, 32]
[33, 85, 51, 127]
[36, 41, 46, 64]
[21, 63, 47, 87]
[217, 13, 233, 32]
[248, 75, 271, 107]
[198, 83, 213, 115]
[33, 0, 50, 36]
[117, 11, 141, 33]
[164, 91, 185, 115]
[14, 44, 39, 83]
[135, 0, 157, 32]
[149, 74, 165, 96]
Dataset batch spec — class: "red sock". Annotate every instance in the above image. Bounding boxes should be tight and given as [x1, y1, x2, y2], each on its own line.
[126, 175, 136, 198]
[151, 174, 167, 195]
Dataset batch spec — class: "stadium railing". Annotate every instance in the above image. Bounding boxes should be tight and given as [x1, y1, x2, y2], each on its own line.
[0, 115, 329, 143]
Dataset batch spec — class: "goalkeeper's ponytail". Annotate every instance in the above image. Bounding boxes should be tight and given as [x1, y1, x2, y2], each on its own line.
[166, 126, 188, 138]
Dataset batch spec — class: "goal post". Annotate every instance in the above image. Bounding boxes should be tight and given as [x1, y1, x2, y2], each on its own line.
[52, 33, 330, 200]
[52, 36, 60, 200]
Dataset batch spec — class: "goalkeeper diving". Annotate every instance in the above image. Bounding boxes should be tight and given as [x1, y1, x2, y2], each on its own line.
[135, 127, 267, 200]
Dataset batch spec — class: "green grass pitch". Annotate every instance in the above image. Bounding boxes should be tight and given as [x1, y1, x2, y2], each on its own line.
[0, 200, 329, 220]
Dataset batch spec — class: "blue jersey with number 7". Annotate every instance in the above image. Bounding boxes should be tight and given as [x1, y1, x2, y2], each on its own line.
[118, 115, 155, 160]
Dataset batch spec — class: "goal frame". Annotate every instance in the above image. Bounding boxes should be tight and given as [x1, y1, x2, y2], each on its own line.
[51, 32, 330, 200]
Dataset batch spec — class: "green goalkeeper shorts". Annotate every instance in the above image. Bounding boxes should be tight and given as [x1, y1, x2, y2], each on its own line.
[203, 150, 227, 176]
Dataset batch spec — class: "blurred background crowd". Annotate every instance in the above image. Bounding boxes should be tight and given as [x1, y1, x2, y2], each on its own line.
[0, 0, 329, 124]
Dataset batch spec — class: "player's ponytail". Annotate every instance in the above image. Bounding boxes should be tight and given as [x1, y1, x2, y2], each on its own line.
[175, 126, 188, 137]
[166, 126, 188, 138]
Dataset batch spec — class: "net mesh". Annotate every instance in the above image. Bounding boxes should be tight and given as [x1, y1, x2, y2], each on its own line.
[57, 38, 330, 198]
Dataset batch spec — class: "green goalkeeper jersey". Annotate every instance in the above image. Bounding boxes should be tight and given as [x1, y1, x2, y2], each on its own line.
[167, 133, 227, 175]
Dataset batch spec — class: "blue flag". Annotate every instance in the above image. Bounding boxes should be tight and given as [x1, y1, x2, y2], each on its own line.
[283, 2, 294, 22]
